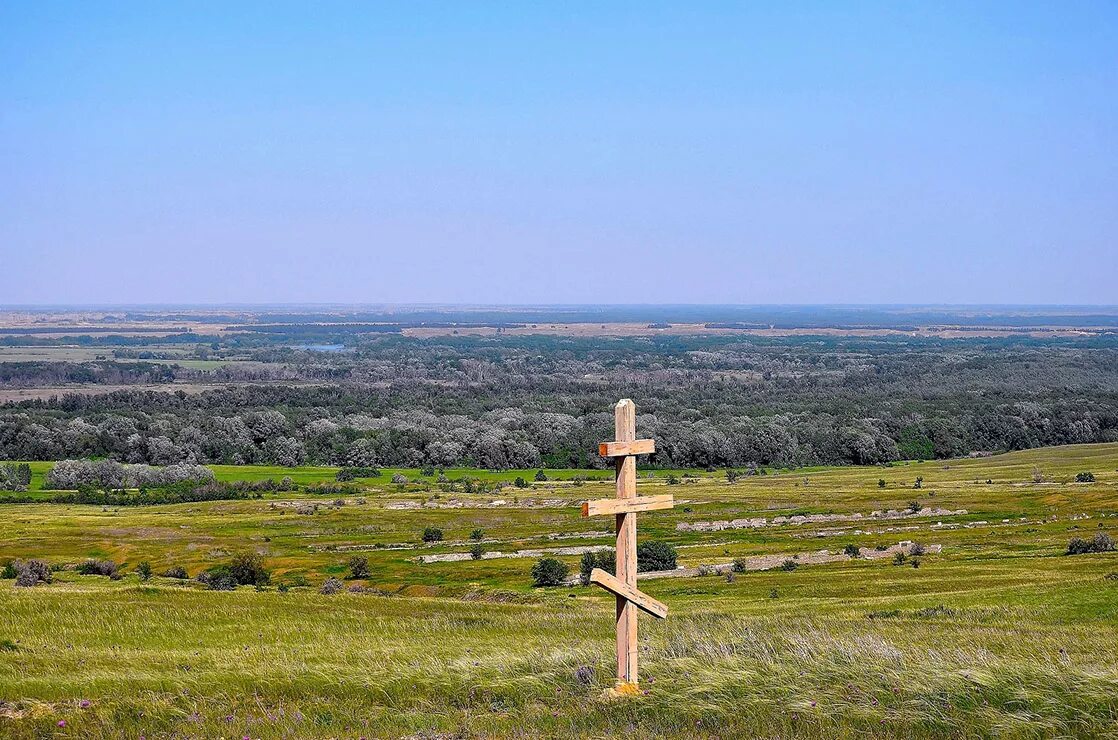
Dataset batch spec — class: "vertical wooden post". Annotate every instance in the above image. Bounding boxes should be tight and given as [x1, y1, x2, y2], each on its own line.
[613, 399, 638, 684]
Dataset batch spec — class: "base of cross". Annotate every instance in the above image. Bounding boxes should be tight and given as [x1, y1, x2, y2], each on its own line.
[601, 680, 642, 701]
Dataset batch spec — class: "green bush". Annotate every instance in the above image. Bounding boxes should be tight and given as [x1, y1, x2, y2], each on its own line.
[135, 561, 152, 581]
[348, 556, 369, 579]
[531, 557, 569, 587]
[843, 544, 861, 558]
[469, 543, 484, 560]
[161, 565, 188, 579]
[579, 550, 616, 585]
[1076, 471, 1096, 483]
[76, 559, 119, 577]
[780, 559, 798, 571]
[422, 526, 444, 543]
[196, 566, 238, 591]
[228, 553, 271, 586]
[469, 528, 485, 541]
[637, 541, 677, 572]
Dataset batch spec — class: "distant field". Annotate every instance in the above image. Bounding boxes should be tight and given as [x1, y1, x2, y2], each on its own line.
[1, 444, 1116, 737]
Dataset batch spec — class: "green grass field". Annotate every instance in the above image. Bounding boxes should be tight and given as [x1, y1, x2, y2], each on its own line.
[2, 445, 1117, 737]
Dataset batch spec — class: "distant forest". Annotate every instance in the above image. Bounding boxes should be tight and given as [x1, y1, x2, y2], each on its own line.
[2, 329, 1117, 470]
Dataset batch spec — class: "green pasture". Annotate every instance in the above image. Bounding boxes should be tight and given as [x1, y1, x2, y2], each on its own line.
[1, 444, 1116, 737]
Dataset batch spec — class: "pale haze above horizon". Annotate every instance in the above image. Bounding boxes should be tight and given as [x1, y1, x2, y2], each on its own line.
[2, 3, 1116, 306]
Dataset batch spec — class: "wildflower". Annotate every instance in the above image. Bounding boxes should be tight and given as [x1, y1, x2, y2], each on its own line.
[58, 720, 66, 727]
[810, 701, 816, 708]
[79, 699, 91, 708]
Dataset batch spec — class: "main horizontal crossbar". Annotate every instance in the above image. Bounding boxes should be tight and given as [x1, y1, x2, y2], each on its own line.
[590, 568, 668, 619]
[598, 439, 656, 457]
[582, 494, 674, 517]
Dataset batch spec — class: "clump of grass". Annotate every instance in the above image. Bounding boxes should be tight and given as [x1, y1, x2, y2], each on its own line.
[780, 559, 798, 571]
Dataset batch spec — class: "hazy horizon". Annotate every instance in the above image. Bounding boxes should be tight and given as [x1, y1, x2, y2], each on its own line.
[4, 3, 1116, 305]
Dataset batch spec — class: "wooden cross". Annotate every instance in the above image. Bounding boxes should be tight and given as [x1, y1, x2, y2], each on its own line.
[581, 398, 674, 689]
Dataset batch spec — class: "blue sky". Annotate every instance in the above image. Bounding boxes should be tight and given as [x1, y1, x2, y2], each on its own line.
[2, 2, 1115, 305]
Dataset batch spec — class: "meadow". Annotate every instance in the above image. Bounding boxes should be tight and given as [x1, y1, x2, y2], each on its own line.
[1, 444, 1116, 738]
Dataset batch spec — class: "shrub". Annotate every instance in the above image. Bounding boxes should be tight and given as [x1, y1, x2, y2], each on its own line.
[878, 479, 886, 488]
[731, 558, 749, 573]
[913, 477, 923, 489]
[667, 475, 680, 485]
[391, 473, 409, 484]
[579, 550, 616, 585]
[161, 565, 188, 579]
[726, 469, 741, 483]
[534, 470, 548, 482]
[348, 556, 370, 579]
[0, 561, 16, 579]
[422, 526, 444, 543]
[319, 577, 344, 595]
[514, 477, 528, 489]
[637, 541, 677, 572]
[908, 500, 923, 513]
[136, 561, 152, 581]
[469, 528, 485, 541]
[531, 557, 569, 587]
[893, 552, 908, 565]
[228, 553, 271, 586]
[13, 559, 52, 587]
[909, 542, 927, 557]
[76, 559, 119, 577]
[469, 543, 484, 560]
[1076, 472, 1096, 483]
[780, 559, 798, 571]
[196, 566, 238, 591]
[843, 544, 861, 558]
[1068, 533, 1115, 555]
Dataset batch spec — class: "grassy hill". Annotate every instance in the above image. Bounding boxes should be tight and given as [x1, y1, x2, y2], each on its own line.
[1, 444, 1116, 737]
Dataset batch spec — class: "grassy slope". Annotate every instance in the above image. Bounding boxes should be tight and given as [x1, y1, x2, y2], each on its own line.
[0, 444, 1116, 738]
